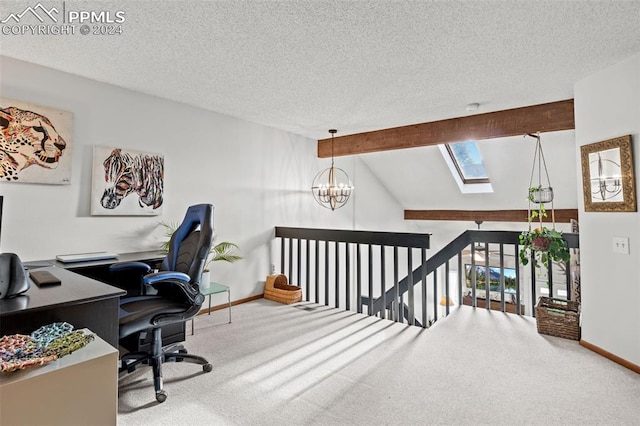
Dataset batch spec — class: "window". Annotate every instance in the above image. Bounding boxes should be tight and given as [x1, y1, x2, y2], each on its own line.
[438, 141, 493, 193]
[446, 141, 489, 184]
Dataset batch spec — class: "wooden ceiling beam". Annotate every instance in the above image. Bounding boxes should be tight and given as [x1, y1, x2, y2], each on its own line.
[318, 99, 574, 158]
[404, 209, 578, 223]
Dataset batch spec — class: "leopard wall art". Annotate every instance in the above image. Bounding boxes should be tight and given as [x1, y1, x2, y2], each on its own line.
[0, 103, 70, 183]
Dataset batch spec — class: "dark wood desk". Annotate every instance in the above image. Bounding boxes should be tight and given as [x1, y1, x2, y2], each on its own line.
[0, 251, 185, 351]
[51, 250, 183, 352]
[0, 266, 125, 348]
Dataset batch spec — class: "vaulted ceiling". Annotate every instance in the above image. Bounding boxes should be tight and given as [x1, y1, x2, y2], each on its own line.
[1, 1, 639, 211]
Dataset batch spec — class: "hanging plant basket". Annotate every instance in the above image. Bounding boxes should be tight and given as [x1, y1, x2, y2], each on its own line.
[530, 186, 554, 204]
[532, 235, 553, 251]
[519, 227, 570, 268]
[519, 133, 570, 271]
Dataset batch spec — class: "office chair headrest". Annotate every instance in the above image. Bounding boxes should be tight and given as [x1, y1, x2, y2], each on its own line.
[164, 204, 214, 281]
[0, 253, 30, 299]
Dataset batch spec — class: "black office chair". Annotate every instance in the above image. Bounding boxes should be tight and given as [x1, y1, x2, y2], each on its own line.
[113, 204, 214, 403]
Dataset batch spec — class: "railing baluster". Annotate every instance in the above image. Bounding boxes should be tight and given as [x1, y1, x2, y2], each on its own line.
[499, 243, 505, 313]
[565, 259, 572, 301]
[433, 267, 438, 322]
[471, 244, 477, 307]
[380, 246, 386, 320]
[547, 259, 553, 297]
[368, 244, 373, 316]
[288, 238, 293, 282]
[315, 240, 319, 304]
[484, 242, 490, 309]
[297, 237, 301, 288]
[422, 248, 427, 328]
[335, 241, 340, 308]
[325, 241, 329, 306]
[407, 248, 414, 325]
[305, 239, 310, 302]
[356, 244, 362, 314]
[531, 254, 537, 316]
[457, 251, 463, 312]
[393, 246, 399, 322]
[280, 237, 285, 274]
[445, 259, 450, 316]
[345, 243, 351, 310]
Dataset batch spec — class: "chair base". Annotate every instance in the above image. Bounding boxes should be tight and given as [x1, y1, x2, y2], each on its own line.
[119, 329, 212, 403]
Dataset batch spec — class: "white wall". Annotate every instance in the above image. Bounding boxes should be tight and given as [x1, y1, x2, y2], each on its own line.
[1, 56, 405, 302]
[574, 53, 640, 365]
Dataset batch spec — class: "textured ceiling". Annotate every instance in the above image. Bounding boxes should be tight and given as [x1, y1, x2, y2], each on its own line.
[2, 1, 640, 141]
[1, 1, 639, 213]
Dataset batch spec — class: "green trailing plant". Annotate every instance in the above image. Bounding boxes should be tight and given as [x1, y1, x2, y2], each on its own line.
[160, 222, 243, 271]
[518, 188, 570, 269]
[519, 226, 570, 268]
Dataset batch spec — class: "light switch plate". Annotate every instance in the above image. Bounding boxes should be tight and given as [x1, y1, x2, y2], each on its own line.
[613, 237, 630, 255]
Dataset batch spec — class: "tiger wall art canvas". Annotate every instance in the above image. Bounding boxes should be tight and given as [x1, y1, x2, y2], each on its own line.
[91, 146, 164, 216]
[0, 98, 72, 184]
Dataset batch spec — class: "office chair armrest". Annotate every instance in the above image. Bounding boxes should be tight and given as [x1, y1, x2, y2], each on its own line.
[143, 271, 190, 285]
[143, 273, 205, 327]
[109, 261, 152, 274]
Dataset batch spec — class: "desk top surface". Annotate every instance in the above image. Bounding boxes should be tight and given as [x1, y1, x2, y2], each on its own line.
[0, 266, 126, 316]
[47, 250, 166, 270]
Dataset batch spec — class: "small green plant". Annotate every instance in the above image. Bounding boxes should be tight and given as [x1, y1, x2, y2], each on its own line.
[519, 226, 570, 268]
[204, 241, 242, 271]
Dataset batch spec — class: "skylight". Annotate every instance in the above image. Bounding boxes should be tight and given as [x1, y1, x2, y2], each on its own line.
[446, 141, 489, 183]
[438, 141, 493, 194]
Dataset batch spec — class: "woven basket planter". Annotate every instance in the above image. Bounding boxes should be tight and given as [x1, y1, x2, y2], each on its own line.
[530, 186, 554, 203]
[535, 297, 581, 340]
[264, 274, 302, 305]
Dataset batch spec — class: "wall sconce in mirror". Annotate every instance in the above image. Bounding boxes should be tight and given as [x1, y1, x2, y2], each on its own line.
[580, 135, 636, 212]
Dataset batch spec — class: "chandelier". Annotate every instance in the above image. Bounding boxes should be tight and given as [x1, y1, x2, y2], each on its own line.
[311, 129, 354, 210]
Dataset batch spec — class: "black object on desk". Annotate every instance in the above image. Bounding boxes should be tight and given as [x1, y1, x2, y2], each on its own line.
[29, 270, 62, 287]
[0, 253, 29, 299]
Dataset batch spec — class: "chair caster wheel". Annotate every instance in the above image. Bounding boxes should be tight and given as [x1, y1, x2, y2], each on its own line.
[203, 363, 213, 373]
[156, 390, 168, 403]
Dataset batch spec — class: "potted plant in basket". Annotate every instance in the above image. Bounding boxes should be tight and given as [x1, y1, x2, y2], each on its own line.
[518, 187, 570, 269]
[161, 222, 242, 288]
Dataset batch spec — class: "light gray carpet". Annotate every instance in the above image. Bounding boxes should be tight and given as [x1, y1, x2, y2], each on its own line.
[118, 299, 640, 425]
